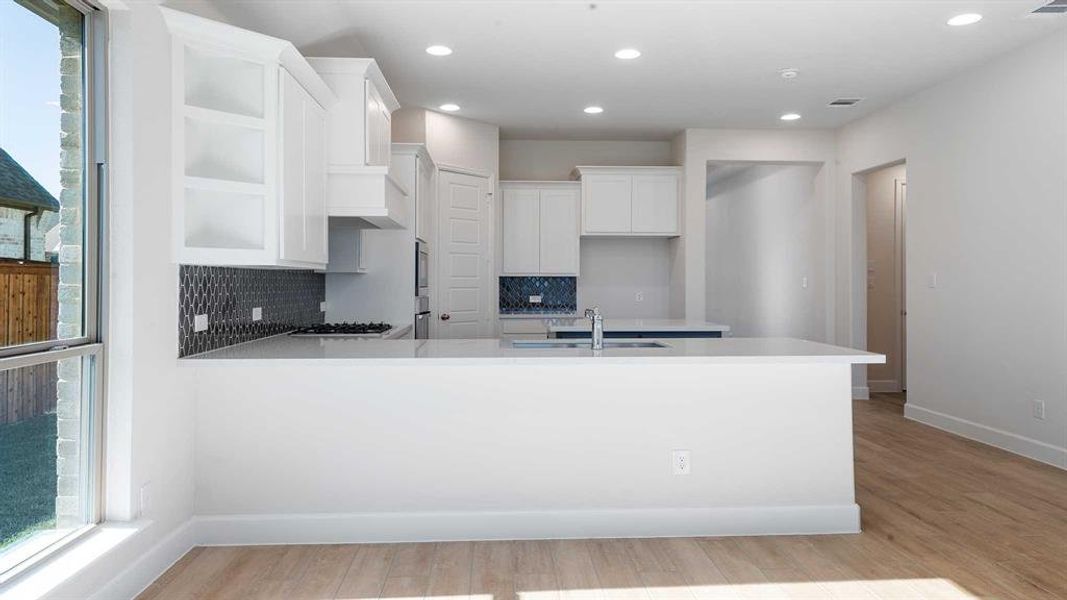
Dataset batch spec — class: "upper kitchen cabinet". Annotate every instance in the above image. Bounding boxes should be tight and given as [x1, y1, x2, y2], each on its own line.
[501, 182, 580, 276]
[574, 166, 682, 236]
[392, 144, 437, 243]
[163, 7, 336, 269]
[307, 58, 407, 229]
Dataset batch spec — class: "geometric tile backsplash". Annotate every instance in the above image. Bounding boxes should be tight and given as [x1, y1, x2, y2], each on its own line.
[178, 265, 325, 357]
[499, 276, 577, 314]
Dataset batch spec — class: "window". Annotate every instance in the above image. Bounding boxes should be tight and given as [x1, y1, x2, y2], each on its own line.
[0, 0, 104, 581]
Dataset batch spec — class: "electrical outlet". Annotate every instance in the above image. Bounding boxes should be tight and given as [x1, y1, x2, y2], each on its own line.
[529, 295, 543, 304]
[139, 481, 152, 517]
[1033, 399, 1046, 420]
[928, 272, 938, 289]
[320, 301, 328, 312]
[635, 291, 645, 302]
[672, 449, 691, 475]
[194, 314, 209, 332]
[252, 307, 263, 321]
[801, 276, 809, 289]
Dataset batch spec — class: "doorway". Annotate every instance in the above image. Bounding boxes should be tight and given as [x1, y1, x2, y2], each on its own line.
[435, 168, 494, 338]
[864, 163, 907, 394]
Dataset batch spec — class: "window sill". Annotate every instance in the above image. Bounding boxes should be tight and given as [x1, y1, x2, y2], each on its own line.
[0, 521, 146, 600]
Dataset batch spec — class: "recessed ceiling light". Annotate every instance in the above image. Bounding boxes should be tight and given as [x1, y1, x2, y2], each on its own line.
[780, 113, 802, 121]
[947, 13, 982, 26]
[779, 68, 800, 80]
[426, 45, 453, 56]
[614, 48, 641, 60]
[439, 103, 460, 112]
[584, 106, 604, 114]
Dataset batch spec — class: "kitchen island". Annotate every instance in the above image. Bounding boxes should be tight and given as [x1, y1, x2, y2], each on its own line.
[185, 336, 882, 545]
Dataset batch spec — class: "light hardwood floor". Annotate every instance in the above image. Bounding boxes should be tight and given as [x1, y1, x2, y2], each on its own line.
[139, 399, 1067, 599]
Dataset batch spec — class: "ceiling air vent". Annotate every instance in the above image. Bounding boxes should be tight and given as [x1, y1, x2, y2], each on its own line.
[828, 98, 863, 107]
[1033, 0, 1067, 14]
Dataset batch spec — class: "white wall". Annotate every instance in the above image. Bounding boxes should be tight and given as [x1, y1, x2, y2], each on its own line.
[499, 140, 672, 181]
[393, 107, 499, 179]
[577, 238, 672, 318]
[325, 222, 414, 327]
[835, 30, 1067, 467]
[706, 164, 826, 339]
[675, 130, 838, 327]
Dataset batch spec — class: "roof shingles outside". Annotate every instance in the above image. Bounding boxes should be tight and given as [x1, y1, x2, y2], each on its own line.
[0, 147, 60, 213]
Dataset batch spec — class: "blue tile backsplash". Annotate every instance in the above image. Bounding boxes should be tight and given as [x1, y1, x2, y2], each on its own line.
[499, 276, 577, 314]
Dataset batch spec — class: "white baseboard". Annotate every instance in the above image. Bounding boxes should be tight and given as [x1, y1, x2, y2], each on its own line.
[193, 505, 860, 546]
[905, 404, 1067, 469]
[88, 520, 197, 600]
[868, 379, 901, 393]
[86, 505, 859, 597]
[852, 386, 870, 400]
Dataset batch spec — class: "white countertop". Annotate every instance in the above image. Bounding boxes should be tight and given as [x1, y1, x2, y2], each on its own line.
[184, 336, 882, 366]
[549, 318, 730, 333]
[498, 313, 578, 320]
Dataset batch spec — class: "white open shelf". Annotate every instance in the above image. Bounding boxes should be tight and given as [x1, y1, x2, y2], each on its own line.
[184, 117, 265, 184]
[185, 105, 265, 130]
[184, 186, 265, 250]
[184, 45, 265, 118]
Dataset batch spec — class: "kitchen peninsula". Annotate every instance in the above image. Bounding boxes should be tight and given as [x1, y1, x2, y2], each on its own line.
[186, 337, 882, 543]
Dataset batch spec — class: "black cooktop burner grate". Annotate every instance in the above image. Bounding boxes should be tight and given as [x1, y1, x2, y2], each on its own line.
[292, 322, 392, 335]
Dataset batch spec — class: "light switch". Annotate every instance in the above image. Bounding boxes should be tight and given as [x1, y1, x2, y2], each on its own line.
[320, 301, 328, 312]
[928, 272, 938, 289]
[252, 307, 263, 321]
[194, 314, 209, 332]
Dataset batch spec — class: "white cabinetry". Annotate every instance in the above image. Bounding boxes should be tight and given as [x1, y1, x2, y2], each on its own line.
[365, 80, 392, 167]
[575, 167, 681, 237]
[392, 144, 436, 244]
[164, 7, 336, 269]
[501, 182, 580, 276]
[307, 58, 406, 229]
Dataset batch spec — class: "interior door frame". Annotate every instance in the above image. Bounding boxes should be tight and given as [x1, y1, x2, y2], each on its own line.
[895, 179, 907, 390]
[432, 163, 496, 339]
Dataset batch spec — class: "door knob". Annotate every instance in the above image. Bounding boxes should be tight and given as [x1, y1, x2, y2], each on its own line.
[440, 313, 451, 321]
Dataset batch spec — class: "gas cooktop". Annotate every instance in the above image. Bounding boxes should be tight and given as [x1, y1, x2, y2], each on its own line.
[290, 322, 393, 337]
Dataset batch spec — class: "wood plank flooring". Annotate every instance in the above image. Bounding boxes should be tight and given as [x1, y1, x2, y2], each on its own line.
[139, 399, 1067, 599]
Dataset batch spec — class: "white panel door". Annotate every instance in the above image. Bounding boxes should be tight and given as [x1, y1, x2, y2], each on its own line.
[279, 69, 306, 262]
[539, 187, 580, 275]
[583, 174, 632, 234]
[437, 170, 492, 339]
[631, 173, 679, 234]
[303, 97, 328, 264]
[502, 187, 541, 274]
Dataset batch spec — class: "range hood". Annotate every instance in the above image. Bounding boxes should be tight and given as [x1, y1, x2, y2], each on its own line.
[308, 57, 406, 229]
[327, 165, 408, 229]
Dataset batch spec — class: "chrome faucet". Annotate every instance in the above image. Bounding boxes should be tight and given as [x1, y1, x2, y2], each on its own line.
[584, 306, 604, 350]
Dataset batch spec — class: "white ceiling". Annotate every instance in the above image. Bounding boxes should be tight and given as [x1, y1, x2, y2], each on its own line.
[172, 0, 1067, 140]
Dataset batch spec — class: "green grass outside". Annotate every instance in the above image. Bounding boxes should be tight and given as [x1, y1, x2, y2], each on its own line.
[0, 413, 57, 551]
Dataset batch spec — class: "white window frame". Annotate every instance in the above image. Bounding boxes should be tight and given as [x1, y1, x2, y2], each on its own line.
[0, 0, 107, 584]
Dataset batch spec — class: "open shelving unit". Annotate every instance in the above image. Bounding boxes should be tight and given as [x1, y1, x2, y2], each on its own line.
[164, 6, 337, 268]
[176, 42, 273, 260]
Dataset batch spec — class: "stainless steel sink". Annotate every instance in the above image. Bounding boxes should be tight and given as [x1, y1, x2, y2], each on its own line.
[511, 340, 670, 349]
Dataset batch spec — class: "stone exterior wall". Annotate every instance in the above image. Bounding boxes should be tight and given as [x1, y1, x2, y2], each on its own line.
[54, 6, 85, 530]
[0, 207, 56, 261]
